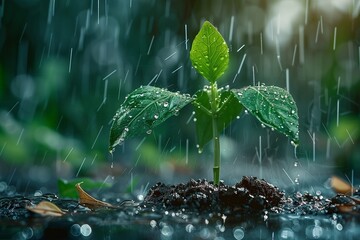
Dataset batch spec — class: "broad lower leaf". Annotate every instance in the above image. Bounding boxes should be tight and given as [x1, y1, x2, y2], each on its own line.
[58, 178, 112, 199]
[190, 21, 229, 83]
[109, 86, 193, 152]
[193, 89, 243, 151]
[232, 85, 299, 144]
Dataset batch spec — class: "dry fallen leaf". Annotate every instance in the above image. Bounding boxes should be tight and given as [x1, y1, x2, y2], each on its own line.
[26, 201, 65, 217]
[331, 176, 360, 213]
[76, 182, 116, 210]
[331, 176, 354, 195]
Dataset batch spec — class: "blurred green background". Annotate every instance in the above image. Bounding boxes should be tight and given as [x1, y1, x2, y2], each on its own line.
[0, 0, 359, 193]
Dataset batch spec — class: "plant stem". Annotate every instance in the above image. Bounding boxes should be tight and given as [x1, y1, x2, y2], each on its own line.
[210, 82, 220, 185]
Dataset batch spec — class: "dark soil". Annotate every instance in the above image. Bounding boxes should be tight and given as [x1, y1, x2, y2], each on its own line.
[1, 176, 359, 220]
[1, 176, 360, 239]
[143, 176, 360, 215]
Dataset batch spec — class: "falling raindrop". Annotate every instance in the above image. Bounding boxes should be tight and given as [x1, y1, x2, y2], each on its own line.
[333, 27, 337, 51]
[294, 177, 300, 185]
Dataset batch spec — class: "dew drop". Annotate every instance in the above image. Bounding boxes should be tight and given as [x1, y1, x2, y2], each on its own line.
[154, 114, 159, 119]
[185, 224, 195, 233]
[146, 129, 152, 135]
[244, 110, 248, 114]
[150, 220, 157, 228]
[161, 225, 174, 237]
[163, 102, 169, 107]
[294, 161, 299, 167]
[290, 140, 298, 147]
[233, 227, 245, 240]
[193, 118, 197, 122]
[261, 123, 266, 128]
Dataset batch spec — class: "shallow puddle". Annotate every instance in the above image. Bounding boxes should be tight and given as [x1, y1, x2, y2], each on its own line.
[1, 187, 359, 239]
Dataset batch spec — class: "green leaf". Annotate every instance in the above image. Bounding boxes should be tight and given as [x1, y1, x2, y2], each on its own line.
[193, 89, 243, 150]
[190, 21, 229, 83]
[232, 85, 299, 144]
[58, 178, 112, 199]
[109, 86, 193, 151]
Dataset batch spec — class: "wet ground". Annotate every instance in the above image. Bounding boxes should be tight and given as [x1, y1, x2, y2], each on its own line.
[1, 177, 360, 239]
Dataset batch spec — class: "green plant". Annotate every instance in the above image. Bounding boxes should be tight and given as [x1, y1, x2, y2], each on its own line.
[109, 21, 299, 185]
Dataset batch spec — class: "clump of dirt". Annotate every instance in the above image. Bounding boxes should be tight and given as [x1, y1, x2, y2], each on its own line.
[143, 176, 284, 214]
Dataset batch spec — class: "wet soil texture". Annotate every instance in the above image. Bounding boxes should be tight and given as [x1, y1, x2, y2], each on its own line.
[144, 176, 360, 215]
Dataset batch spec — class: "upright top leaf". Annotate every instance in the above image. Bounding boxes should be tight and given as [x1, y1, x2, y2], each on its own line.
[190, 21, 229, 83]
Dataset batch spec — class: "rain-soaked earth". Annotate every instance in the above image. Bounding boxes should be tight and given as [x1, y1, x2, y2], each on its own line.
[1, 177, 360, 239]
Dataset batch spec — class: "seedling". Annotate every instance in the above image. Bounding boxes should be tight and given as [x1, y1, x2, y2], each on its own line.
[109, 21, 299, 185]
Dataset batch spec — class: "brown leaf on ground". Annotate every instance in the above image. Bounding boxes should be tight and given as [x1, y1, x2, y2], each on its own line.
[26, 201, 65, 217]
[331, 176, 360, 213]
[76, 182, 116, 210]
[331, 176, 354, 195]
